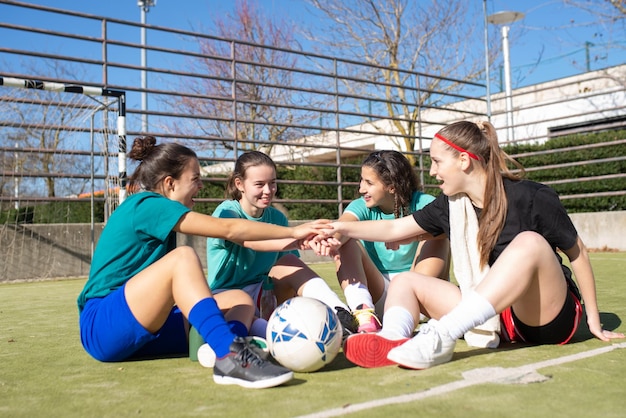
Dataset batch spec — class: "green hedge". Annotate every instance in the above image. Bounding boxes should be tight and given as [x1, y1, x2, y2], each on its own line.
[505, 130, 625, 213]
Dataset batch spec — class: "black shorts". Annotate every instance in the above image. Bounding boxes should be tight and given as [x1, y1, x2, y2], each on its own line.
[500, 290, 583, 345]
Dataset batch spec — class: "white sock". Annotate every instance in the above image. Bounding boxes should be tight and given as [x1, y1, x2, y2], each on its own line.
[343, 282, 374, 311]
[378, 306, 415, 340]
[438, 291, 497, 340]
[301, 277, 349, 311]
[249, 318, 268, 338]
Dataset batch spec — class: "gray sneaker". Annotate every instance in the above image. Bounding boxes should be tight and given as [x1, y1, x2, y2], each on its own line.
[213, 337, 293, 389]
[198, 336, 269, 368]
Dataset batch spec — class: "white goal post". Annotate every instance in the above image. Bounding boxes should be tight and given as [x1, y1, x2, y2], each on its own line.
[0, 75, 128, 206]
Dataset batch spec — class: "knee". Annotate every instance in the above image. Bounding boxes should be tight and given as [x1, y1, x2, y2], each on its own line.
[390, 271, 417, 288]
[171, 246, 202, 265]
[230, 289, 255, 306]
[511, 231, 551, 252]
[339, 238, 361, 254]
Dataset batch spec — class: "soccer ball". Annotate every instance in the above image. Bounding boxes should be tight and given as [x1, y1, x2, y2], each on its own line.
[266, 297, 342, 372]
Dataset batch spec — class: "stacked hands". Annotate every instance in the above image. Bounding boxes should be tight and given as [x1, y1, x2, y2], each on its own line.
[294, 219, 426, 256]
[289, 219, 337, 254]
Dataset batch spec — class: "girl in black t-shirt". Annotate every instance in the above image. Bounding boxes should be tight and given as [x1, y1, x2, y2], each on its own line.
[316, 121, 624, 369]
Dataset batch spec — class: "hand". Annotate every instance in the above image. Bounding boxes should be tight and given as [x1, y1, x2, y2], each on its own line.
[385, 241, 400, 250]
[308, 235, 341, 257]
[587, 317, 625, 342]
[292, 219, 332, 241]
[314, 221, 338, 239]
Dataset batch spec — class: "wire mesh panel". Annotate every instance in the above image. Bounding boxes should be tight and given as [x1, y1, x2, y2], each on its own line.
[0, 76, 125, 280]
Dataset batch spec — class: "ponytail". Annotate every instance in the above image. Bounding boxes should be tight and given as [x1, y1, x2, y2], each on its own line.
[436, 121, 524, 267]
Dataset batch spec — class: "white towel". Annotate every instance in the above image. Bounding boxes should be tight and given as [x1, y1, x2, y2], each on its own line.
[449, 193, 500, 348]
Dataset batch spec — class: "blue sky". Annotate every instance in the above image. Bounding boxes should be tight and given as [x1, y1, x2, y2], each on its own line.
[1, 0, 624, 90]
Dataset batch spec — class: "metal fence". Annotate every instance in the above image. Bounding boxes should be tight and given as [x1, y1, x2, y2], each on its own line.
[0, 0, 488, 216]
[1, 1, 625, 281]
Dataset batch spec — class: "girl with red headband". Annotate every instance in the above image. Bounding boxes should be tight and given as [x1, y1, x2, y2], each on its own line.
[317, 120, 623, 369]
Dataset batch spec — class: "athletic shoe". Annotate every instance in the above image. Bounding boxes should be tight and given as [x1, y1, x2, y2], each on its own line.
[198, 336, 269, 368]
[387, 319, 456, 369]
[343, 333, 408, 368]
[213, 337, 293, 389]
[354, 304, 382, 333]
[335, 306, 359, 342]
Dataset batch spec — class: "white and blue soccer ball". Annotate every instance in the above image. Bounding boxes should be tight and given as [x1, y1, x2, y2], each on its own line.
[266, 297, 342, 372]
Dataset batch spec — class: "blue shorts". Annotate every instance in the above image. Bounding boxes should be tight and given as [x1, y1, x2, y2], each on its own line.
[79, 284, 187, 362]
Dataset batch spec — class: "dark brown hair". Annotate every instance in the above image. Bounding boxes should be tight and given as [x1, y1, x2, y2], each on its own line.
[361, 150, 421, 218]
[128, 135, 197, 193]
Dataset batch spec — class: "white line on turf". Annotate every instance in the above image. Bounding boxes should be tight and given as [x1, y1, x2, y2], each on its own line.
[298, 342, 626, 418]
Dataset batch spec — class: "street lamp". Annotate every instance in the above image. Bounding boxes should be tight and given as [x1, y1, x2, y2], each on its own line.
[487, 10, 524, 142]
[138, 0, 156, 132]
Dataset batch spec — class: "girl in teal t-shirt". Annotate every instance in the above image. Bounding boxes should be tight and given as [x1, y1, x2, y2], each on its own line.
[77, 136, 327, 389]
[323, 150, 450, 333]
[207, 151, 355, 339]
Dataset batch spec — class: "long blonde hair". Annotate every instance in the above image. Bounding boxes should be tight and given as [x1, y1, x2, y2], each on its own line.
[436, 121, 524, 267]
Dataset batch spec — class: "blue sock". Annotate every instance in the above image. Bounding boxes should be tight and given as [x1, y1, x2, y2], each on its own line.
[188, 298, 236, 358]
[228, 320, 248, 338]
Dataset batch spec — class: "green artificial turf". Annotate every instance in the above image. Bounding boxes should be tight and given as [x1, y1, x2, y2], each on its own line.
[1, 253, 625, 417]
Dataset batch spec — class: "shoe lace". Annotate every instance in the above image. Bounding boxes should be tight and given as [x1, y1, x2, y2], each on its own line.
[416, 323, 441, 351]
[235, 342, 264, 367]
[353, 306, 381, 328]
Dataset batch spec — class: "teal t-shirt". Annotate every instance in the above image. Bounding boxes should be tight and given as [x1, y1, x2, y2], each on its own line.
[344, 191, 434, 274]
[207, 200, 298, 290]
[77, 192, 190, 312]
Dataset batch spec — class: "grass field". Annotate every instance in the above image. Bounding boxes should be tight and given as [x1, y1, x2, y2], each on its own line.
[2, 253, 625, 417]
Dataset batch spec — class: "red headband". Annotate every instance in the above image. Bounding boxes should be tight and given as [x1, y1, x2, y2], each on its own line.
[434, 133, 480, 161]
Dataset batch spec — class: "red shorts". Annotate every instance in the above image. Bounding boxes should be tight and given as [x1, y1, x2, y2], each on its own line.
[500, 290, 582, 345]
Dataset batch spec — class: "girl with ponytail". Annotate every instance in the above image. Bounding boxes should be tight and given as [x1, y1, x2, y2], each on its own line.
[318, 121, 623, 369]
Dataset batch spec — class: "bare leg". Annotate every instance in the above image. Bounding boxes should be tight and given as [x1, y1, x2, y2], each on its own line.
[476, 231, 568, 326]
[385, 271, 461, 324]
[412, 238, 451, 280]
[125, 245, 255, 334]
[213, 291, 256, 330]
[269, 253, 349, 313]
[268, 253, 313, 303]
[335, 239, 387, 301]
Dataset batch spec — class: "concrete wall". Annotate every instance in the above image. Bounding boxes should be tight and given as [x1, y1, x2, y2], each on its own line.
[1, 211, 624, 282]
[569, 211, 626, 252]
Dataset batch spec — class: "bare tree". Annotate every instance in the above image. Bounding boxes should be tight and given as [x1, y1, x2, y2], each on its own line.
[564, 0, 626, 22]
[562, 0, 626, 79]
[306, 0, 490, 162]
[167, 0, 316, 156]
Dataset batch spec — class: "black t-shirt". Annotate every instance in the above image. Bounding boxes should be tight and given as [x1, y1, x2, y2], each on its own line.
[413, 178, 580, 297]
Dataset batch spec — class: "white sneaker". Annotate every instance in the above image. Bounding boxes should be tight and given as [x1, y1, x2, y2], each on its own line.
[198, 336, 269, 368]
[386, 319, 456, 369]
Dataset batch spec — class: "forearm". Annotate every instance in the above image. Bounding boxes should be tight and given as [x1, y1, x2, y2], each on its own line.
[244, 237, 298, 252]
[332, 215, 423, 242]
[570, 249, 599, 315]
[331, 212, 358, 246]
[566, 237, 600, 317]
[176, 212, 294, 243]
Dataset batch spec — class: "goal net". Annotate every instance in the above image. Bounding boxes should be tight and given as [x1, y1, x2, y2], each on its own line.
[0, 76, 126, 281]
